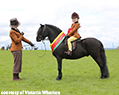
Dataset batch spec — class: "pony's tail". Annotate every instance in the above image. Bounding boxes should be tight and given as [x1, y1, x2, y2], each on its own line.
[100, 42, 109, 78]
[100, 43, 106, 65]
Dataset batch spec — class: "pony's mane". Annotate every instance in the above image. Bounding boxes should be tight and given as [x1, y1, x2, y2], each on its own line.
[46, 24, 62, 33]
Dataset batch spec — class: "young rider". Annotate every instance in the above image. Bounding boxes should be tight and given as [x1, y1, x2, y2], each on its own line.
[65, 12, 81, 55]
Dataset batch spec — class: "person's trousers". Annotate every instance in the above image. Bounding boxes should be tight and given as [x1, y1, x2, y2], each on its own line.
[11, 50, 22, 74]
[67, 36, 78, 51]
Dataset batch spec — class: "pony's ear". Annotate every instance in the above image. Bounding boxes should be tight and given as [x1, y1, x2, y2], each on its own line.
[40, 24, 44, 27]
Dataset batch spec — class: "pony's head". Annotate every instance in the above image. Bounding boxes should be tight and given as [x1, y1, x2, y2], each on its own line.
[36, 24, 48, 42]
[36, 24, 63, 42]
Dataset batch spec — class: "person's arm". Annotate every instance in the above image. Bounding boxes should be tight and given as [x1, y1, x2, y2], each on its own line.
[10, 32, 23, 44]
[22, 37, 30, 43]
[22, 37, 34, 46]
[68, 23, 79, 36]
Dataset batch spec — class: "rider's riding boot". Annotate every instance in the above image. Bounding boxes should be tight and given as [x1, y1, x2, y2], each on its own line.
[65, 50, 72, 56]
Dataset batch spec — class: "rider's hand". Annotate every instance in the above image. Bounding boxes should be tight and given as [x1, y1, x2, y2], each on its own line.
[65, 34, 69, 37]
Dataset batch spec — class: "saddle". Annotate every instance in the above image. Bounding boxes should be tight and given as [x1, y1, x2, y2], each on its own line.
[65, 37, 81, 51]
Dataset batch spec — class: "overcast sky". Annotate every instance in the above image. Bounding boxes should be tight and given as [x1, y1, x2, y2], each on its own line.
[0, 0, 119, 49]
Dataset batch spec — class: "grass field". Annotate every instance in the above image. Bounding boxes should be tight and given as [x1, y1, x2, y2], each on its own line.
[0, 50, 119, 95]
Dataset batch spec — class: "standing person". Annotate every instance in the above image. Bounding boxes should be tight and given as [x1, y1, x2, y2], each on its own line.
[9, 18, 34, 81]
[65, 12, 81, 56]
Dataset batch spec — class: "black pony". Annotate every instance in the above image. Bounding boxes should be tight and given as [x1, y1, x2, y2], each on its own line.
[36, 24, 109, 80]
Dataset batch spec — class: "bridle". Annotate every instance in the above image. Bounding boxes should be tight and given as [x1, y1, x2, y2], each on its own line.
[38, 24, 47, 41]
[35, 25, 47, 58]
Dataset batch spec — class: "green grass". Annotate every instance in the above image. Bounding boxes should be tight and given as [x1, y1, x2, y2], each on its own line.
[0, 50, 119, 95]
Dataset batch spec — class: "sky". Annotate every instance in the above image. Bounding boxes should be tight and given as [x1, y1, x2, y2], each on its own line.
[0, 0, 119, 49]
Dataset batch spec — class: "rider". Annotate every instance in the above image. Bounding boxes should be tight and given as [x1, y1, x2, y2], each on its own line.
[65, 12, 81, 55]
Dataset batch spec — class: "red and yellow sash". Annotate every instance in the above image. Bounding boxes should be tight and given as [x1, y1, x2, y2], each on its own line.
[50, 32, 65, 52]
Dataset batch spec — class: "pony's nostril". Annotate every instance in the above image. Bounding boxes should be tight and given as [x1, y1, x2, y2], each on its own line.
[36, 37, 41, 42]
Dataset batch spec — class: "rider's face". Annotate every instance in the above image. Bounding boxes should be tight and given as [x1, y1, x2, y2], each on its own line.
[72, 18, 78, 23]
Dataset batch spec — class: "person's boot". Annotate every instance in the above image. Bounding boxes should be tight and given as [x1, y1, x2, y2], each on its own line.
[17, 73, 19, 79]
[17, 73, 23, 80]
[13, 73, 15, 80]
[65, 50, 72, 56]
[12, 73, 19, 81]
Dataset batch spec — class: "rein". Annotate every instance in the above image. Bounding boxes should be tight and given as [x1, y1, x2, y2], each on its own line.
[34, 40, 47, 58]
[23, 40, 47, 58]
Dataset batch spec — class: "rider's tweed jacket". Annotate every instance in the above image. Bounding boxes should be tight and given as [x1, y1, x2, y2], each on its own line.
[9, 28, 30, 51]
[67, 22, 81, 39]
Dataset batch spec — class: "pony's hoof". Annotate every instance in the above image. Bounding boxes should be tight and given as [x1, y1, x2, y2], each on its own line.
[56, 77, 62, 80]
[101, 76, 106, 79]
[101, 76, 109, 79]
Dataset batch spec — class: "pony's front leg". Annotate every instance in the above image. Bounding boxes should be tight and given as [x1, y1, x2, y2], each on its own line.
[56, 57, 62, 80]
